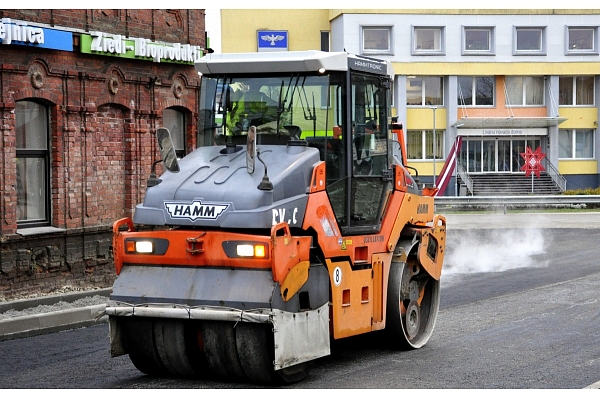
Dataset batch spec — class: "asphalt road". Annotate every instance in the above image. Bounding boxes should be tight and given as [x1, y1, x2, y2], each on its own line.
[0, 212, 599, 389]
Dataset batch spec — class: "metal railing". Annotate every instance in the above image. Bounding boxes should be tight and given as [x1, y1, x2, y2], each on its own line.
[541, 158, 567, 192]
[435, 195, 600, 213]
[456, 163, 473, 195]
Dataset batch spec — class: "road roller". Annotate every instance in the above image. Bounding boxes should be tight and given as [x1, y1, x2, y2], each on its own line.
[106, 50, 446, 384]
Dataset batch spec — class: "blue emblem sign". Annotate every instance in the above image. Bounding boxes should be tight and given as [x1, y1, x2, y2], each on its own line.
[257, 30, 288, 52]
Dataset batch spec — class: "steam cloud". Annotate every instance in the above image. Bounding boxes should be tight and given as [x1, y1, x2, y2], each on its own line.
[442, 228, 547, 282]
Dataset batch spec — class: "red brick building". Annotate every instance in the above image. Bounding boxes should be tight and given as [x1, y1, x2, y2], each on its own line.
[0, 10, 205, 299]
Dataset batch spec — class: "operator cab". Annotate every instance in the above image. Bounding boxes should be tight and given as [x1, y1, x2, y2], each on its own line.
[196, 51, 411, 235]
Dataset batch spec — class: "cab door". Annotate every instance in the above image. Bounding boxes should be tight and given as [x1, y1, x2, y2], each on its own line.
[346, 72, 391, 235]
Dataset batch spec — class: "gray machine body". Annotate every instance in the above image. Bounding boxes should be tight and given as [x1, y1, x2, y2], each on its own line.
[133, 142, 320, 229]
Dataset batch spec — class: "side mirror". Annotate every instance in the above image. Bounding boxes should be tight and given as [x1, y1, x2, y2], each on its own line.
[246, 125, 257, 174]
[156, 127, 180, 173]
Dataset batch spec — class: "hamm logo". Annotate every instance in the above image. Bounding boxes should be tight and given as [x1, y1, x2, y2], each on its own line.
[164, 200, 229, 221]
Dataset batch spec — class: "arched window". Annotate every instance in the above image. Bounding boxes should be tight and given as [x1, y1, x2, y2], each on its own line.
[163, 108, 186, 158]
[16, 101, 50, 227]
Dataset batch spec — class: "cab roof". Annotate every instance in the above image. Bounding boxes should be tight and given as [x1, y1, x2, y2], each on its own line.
[195, 50, 393, 78]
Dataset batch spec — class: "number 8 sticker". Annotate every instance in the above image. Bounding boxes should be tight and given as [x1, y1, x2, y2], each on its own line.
[333, 266, 342, 286]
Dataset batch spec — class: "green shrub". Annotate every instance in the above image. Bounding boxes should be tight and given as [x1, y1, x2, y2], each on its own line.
[563, 187, 600, 195]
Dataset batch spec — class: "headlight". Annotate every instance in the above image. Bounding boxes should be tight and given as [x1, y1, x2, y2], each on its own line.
[223, 241, 269, 258]
[134, 241, 154, 253]
[124, 238, 169, 255]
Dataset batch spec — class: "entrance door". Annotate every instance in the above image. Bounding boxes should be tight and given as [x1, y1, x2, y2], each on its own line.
[482, 140, 496, 172]
[498, 140, 511, 172]
[459, 137, 542, 174]
[465, 140, 481, 173]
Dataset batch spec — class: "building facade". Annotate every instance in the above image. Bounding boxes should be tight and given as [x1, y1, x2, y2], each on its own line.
[220, 9, 600, 195]
[0, 10, 205, 299]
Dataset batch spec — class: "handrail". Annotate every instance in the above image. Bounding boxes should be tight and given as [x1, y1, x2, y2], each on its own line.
[435, 195, 600, 213]
[541, 158, 567, 192]
[456, 163, 473, 195]
[436, 195, 600, 205]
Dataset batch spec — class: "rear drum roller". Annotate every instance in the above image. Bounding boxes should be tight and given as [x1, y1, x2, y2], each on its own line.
[120, 317, 169, 376]
[201, 321, 247, 381]
[235, 322, 311, 385]
[153, 319, 199, 377]
[386, 260, 440, 349]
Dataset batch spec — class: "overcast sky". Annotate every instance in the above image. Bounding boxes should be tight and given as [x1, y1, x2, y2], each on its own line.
[205, 9, 221, 53]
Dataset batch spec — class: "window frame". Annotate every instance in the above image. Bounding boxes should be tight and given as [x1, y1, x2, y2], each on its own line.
[320, 31, 330, 52]
[15, 100, 51, 228]
[565, 26, 598, 55]
[412, 26, 445, 55]
[407, 129, 445, 161]
[457, 76, 495, 107]
[406, 76, 444, 107]
[513, 26, 546, 55]
[361, 26, 393, 55]
[462, 26, 495, 56]
[559, 76, 595, 106]
[505, 76, 545, 106]
[558, 129, 595, 159]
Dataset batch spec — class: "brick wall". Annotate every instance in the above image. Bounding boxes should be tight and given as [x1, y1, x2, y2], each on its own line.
[0, 9, 206, 44]
[0, 10, 204, 300]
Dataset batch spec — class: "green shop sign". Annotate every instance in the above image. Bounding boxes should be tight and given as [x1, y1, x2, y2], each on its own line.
[81, 32, 204, 64]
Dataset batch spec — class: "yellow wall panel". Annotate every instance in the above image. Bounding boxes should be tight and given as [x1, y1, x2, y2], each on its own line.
[221, 9, 330, 53]
[558, 108, 599, 129]
[558, 160, 598, 175]
[406, 108, 447, 130]
[393, 62, 600, 77]
[407, 161, 446, 175]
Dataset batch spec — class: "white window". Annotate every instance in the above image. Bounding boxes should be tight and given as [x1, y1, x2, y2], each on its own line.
[559, 129, 595, 159]
[559, 76, 595, 106]
[566, 27, 597, 54]
[362, 27, 392, 54]
[458, 76, 495, 106]
[505, 77, 544, 106]
[514, 27, 545, 55]
[413, 27, 444, 54]
[406, 76, 443, 106]
[463, 27, 494, 55]
[407, 130, 444, 160]
[16, 101, 50, 227]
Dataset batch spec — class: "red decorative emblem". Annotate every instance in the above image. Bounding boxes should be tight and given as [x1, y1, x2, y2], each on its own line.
[520, 146, 546, 178]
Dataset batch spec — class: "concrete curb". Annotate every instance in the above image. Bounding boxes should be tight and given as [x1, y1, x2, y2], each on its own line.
[0, 289, 111, 341]
[0, 304, 107, 341]
[0, 288, 111, 314]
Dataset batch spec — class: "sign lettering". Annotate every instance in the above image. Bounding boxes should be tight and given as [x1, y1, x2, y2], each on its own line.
[272, 207, 298, 225]
[164, 200, 229, 221]
[417, 204, 429, 214]
[0, 18, 44, 45]
[82, 32, 204, 64]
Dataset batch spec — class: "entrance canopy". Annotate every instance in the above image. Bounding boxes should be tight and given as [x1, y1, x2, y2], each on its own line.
[452, 116, 567, 129]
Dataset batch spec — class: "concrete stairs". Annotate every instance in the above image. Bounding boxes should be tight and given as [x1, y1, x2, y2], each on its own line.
[460, 173, 562, 196]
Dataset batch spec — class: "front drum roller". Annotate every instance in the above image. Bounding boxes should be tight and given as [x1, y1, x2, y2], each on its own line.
[235, 323, 311, 385]
[120, 317, 208, 378]
[202, 321, 311, 385]
[385, 257, 440, 349]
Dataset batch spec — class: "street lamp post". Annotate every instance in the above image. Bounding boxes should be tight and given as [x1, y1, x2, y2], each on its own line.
[431, 106, 437, 188]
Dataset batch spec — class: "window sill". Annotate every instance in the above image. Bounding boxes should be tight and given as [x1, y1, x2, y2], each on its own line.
[361, 51, 393, 56]
[513, 51, 547, 56]
[17, 226, 67, 237]
[565, 51, 598, 56]
[411, 51, 445, 56]
[462, 51, 495, 56]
